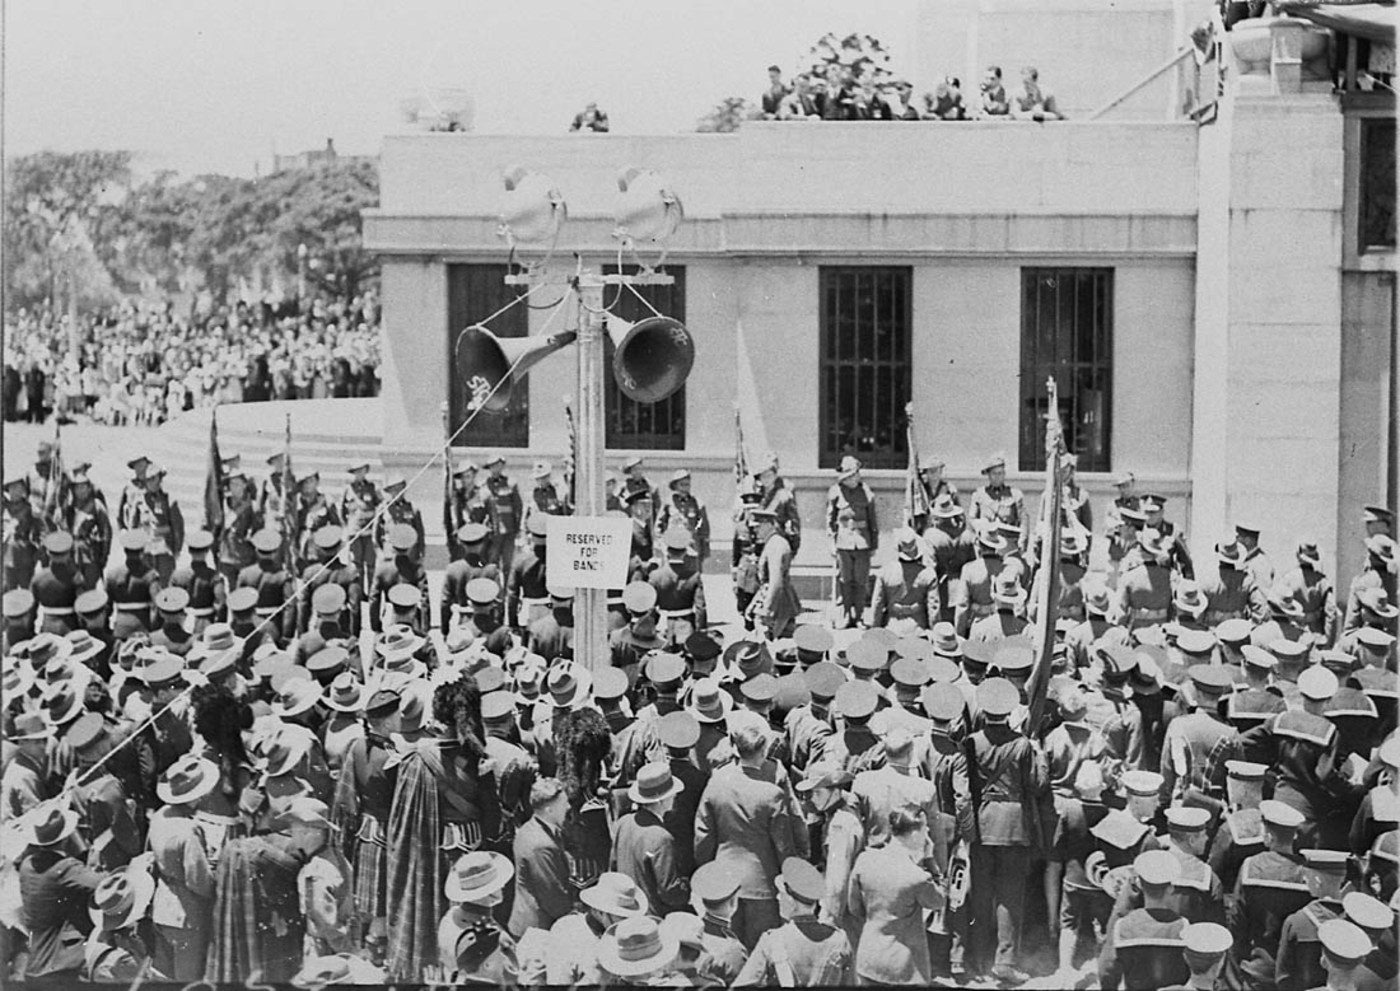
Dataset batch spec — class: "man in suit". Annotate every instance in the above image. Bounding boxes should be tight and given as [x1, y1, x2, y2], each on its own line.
[507, 777, 574, 938]
[612, 763, 691, 915]
[17, 805, 102, 982]
[694, 709, 803, 950]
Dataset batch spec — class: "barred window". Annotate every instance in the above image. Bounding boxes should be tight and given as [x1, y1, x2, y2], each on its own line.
[1360, 117, 1396, 253]
[819, 267, 912, 470]
[1019, 268, 1113, 472]
[447, 264, 528, 448]
[602, 264, 686, 450]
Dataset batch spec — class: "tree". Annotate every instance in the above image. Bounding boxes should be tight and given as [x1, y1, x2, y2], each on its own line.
[695, 97, 759, 133]
[260, 159, 380, 299]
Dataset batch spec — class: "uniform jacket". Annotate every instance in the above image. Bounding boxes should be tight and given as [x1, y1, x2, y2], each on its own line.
[753, 533, 801, 635]
[483, 474, 523, 538]
[848, 842, 942, 985]
[237, 559, 296, 641]
[1231, 850, 1310, 955]
[827, 482, 878, 552]
[441, 557, 502, 632]
[694, 762, 801, 900]
[969, 484, 1027, 549]
[970, 722, 1050, 847]
[1276, 566, 1337, 643]
[148, 806, 216, 929]
[1098, 906, 1188, 991]
[340, 479, 381, 531]
[733, 917, 853, 987]
[657, 490, 711, 560]
[870, 559, 938, 630]
[851, 765, 939, 848]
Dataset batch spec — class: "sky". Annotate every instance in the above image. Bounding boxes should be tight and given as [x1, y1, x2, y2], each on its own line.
[3, 0, 920, 178]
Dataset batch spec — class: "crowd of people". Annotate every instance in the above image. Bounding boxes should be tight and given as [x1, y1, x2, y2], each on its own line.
[758, 62, 1062, 123]
[1, 430, 1398, 987]
[2, 292, 381, 428]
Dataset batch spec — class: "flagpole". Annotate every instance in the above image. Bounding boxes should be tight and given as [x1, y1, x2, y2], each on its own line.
[1026, 377, 1064, 734]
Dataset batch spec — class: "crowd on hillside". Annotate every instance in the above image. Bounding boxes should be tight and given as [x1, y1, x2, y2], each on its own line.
[759, 62, 1062, 123]
[2, 293, 381, 428]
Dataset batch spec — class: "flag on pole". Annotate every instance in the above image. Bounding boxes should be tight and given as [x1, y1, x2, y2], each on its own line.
[281, 411, 297, 556]
[733, 404, 749, 497]
[442, 401, 455, 541]
[903, 402, 930, 529]
[564, 400, 578, 506]
[1026, 378, 1065, 735]
[43, 419, 66, 525]
[203, 407, 225, 536]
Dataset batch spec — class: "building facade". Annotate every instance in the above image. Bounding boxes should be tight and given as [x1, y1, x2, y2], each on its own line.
[364, 8, 1396, 588]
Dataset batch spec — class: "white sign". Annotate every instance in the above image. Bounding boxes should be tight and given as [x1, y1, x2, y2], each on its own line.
[546, 515, 634, 589]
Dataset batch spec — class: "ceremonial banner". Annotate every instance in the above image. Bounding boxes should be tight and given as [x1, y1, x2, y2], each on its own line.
[203, 407, 225, 535]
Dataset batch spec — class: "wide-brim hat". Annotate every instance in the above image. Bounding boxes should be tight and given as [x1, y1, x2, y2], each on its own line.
[976, 527, 1009, 554]
[271, 678, 325, 718]
[837, 455, 861, 479]
[26, 806, 80, 847]
[598, 918, 679, 979]
[62, 630, 104, 665]
[1365, 534, 1396, 565]
[444, 850, 514, 902]
[688, 680, 732, 724]
[90, 863, 156, 932]
[157, 755, 221, 805]
[932, 496, 962, 519]
[1173, 583, 1207, 616]
[628, 763, 684, 806]
[1215, 540, 1245, 566]
[545, 663, 593, 709]
[895, 530, 922, 562]
[375, 626, 426, 661]
[993, 580, 1027, 607]
[323, 674, 365, 712]
[580, 871, 651, 918]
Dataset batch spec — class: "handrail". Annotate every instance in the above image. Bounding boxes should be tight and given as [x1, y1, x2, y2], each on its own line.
[1088, 46, 1195, 120]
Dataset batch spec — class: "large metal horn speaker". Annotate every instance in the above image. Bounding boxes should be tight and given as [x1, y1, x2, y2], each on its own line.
[606, 314, 694, 403]
[455, 325, 577, 414]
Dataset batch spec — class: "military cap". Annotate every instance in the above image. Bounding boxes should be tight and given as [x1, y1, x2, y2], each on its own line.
[1318, 649, 1356, 675]
[593, 667, 629, 702]
[1357, 626, 1397, 649]
[1225, 759, 1268, 781]
[227, 587, 258, 613]
[1268, 638, 1310, 662]
[846, 639, 888, 674]
[1215, 618, 1254, 644]
[42, 531, 74, 555]
[74, 588, 107, 615]
[1164, 806, 1211, 833]
[1300, 849, 1351, 873]
[526, 514, 549, 539]
[622, 486, 652, 507]
[834, 680, 878, 720]
[683, 631, 722, 662]
[466, 578, 499, 606]
[3, 589, 36, 619]
[119, 531, 148, 553]
[1351, 667, 1399, 700]
[187, 529, 215, 552]
[547, 584, 574, 603]
[126, 455, 151, 471]
[1342, 891, 1394, 931]
[252, 529, 281, 554]
[1318, 919, 1373, 965]
[668, 468, 691, 487]
[1091, 808, 1150, 851]
[480, 691, 515, 722]
[310, 526, 343, 551]
[804, 661, 845, 702]
[365, 688, 401, 717]
[893, 637, 935, 663]
[741, 672, 779, 704]
[1378, 736, 1400, 768]
[1364, 505, 1396, 526]
[306, 646, 349, 677]
[1260, 799, 1305, 830]
[691, 862, 743, 904]
[777, 857, 824, 904]
[646, 652, 685, 687]
[623, 581, 657, 613]
[1234, 521, 1261, 537]
[1240, 645, 1277, 670]
[1187, 664, 1235, 695]
[456, 522, 489, 545]
[1182, 922, 1234, 959]
[924, 654, 959, 686]
[1298, 665, 1339, 701]
[961, 638, 994, 671]
[1177, 629, 1216, 658]
[991, 640, 1034, 675]
[387, 584, 420, 610]
[772, 672, 811, 715]
[921, 682, 965, 722]
[657, 710, 700, 750]
[145, 462, 168, 478]
[475, 667, 506, 695]
[1370, 830, 1400, 866]
[310, 583, 346, 615]
[387, 524, 417, 552]
[154, 587, 190, 613]
[890, 657, 929, 689]
[793, 624, 832, 656]
[1134, 850, 1183, 887]
[662, 527, 691, 553]
[1098, 644, 1138, 679]
[141, 656, 184, 688]
[976, 677, 1020, 717]
[1121, 769, 1165, 798]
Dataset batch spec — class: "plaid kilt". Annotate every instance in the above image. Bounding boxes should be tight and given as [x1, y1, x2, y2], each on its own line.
[352, 813, 388, 921]
[385, 750, 445, 983]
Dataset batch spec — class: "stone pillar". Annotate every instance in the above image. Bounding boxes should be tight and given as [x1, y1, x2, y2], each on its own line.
[1190, 31, 1345, 576]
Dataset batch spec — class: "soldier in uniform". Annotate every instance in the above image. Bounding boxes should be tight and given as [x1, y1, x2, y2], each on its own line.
[506, 515, 550, 633]
[1118, 529, 1176, 631]
[623, 485, 657, 568]
[456, 577, 514, 658]
[149, 587, 197, 658]
[649, 527, 707, 647]
[527, 584, 574, 664]
[1141, 494, 1195, 580]
[910, 455, 961, 533]
[732, 482, 765, 624]
[690, 861, 750, 986]
[445, 460, 488, 549]
[170, 529, 224, 635]
[620, 456, 661, 519]
[64, 465, 111, 589]
[258, 450, 297, 544]
[237, 529, 296, 643]
[969, 572, 1030, 642]
[1276, 539, 1338, 647]
[27, 439, 65, 526]
[826, 456, 878, 630]
[969, 452, 1027, 556]
[30, 531, 85, 635]
[657, 469, 711, 566]
[1342, 535, 1397, 637]
[1273, 848, 1351, 991]
[218, 470, 260, 588]
[439, 851, 519, 984]
[1312, 920, 1376, 991]
[3, 476, 43, 592]
[521, 460, 571, 540]
[869, 528, 939, 633]
[292, 582, 357, 669]
[1161, 921, 1235, 991]
[295, 471, 340, 572]
[296, 525, 362, 639]
[106, 531, 159, 639]
[1160, 664, 1236, 809]
[375, 476, 425, 562]
[125, 463, 184, 584]
[115, 456, 149, 533]
[749, 508, 802, 640]
[1098, 850, 1190, 991]
[340, 462, 381, 586]
[370, 524, 430, 635]
[610, 581, 665, 681]
[924, 494, 976, 624]
[755, 451, 803, 554]
[1235, 522, 1276, 592]
[732, 857, 854, 986]
[968, 676, 1049, 984]
[951, 527, 1015, 637]
[1228, 800, 1312, 991]
[1201, 539, 1270, 626]
[441, 522, 501, 634]
[2, 587, 35, 654]
[479, 456, 522, 575]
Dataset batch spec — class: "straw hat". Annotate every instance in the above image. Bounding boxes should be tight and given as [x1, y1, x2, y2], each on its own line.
[444, 850, 515, 903]
[598, 916, 679, 979]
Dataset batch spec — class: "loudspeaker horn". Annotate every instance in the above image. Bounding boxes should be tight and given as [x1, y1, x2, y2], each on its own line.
[455, 325, 577, 414]
[606, 314, 694, 404]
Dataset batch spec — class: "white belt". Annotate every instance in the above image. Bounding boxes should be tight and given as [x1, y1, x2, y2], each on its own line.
[659, 608, 694, 619]
[39, 605, 75, 617]
[114, 602, 149, 613]
[189, 607, 215, 617]
[519, 597, 549, 607]
[1132, 608, 1169, 621]
[254, 606, 280, 617]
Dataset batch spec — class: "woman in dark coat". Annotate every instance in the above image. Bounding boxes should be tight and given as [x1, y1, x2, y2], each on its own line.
[554, 707, 613, 890]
